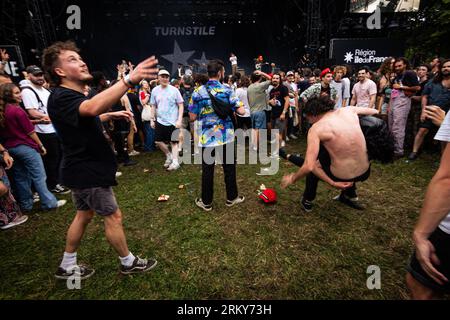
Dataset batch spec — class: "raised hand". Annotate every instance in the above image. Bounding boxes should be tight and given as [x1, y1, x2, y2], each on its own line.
[129, 56, 159, 85]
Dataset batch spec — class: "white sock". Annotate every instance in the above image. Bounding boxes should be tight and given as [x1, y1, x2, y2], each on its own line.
[60, 252, 77, 270]
[119, 252, 136, 267]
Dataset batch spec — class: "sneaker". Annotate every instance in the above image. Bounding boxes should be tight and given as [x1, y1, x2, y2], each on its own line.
[226, 196, 245, 207]
[164, 157, 173, 168]
[167, 162, 180, 171]
[281, 141, 286, 148]
[0, 215, 29, 230]
[56, 200, 67, 208]
[129, 150, 140, 156]
[289, 134, 298, 140]
[121, 256, 157, 275]
[115, 171, 123, 178]
[123, 160, 138, 167]
[52, 184, 71, 195]
[55, 264, 95, 280]
[333, 194, 359, 202]
[301, 197, 313, 212]
[195, 198, 213, 212]
[286, 136, 290, 142]
[336, 195, 365, 210]
[279, 148, 288, 160]
[407, 152, 418, 161]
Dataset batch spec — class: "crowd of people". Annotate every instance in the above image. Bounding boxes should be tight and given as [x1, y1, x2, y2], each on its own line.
[0, 42, 449, 298]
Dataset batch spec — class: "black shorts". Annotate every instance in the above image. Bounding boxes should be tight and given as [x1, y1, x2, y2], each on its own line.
[407, 227, 450, 294]
[419, 119, 438, 131]
[318, 145, 371, 183]
[155, 122, 179, 143]
[72, 187, 118, 216]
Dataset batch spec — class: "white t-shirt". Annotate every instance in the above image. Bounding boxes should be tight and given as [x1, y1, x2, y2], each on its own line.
[352, 79, 377, 108]
[434, 112, 450, 234]
[150, 85, 184, 126]
[20, 83, 55, 134]
[235, 88, 251, 118]
[229, 56, 237, 66]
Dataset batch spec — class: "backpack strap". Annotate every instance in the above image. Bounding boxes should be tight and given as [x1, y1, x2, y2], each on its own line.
[20, 86, 47, 115]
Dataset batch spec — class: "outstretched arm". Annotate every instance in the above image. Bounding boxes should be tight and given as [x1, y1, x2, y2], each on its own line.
[350, 106, 379, 116]
[413, 142, 450, 284]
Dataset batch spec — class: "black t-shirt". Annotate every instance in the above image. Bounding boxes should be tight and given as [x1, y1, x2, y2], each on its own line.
[48, 87, 117, 189]
[395, 70, 419, 87]
[269, 85, 289, 119]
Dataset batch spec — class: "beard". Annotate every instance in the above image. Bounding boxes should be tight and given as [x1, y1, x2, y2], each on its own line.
[31, 78, 45, 86]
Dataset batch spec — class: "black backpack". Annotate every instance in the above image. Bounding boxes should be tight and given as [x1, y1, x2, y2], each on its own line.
[359, 116, 394, 163]
[206, 87, 237, 128]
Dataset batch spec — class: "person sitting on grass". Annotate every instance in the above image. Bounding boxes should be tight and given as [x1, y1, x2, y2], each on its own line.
[0, 143, 28, 230]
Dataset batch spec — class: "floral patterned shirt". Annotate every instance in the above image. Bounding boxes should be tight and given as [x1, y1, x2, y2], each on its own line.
[189, 80, 243, 147]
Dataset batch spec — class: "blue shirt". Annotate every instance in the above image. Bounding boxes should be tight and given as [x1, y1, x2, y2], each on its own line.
[423, 80, 450, 111]
[189, 80, 243, 147]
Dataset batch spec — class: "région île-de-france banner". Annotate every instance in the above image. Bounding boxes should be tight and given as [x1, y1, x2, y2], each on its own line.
[329, 38, 405, 66]
[0, 45, 25, 82]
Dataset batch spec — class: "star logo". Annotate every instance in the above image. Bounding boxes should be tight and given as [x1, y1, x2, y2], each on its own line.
[194, 52, 209, 67]
[161, 41, 195, 76]
[344, 52, 354, 63]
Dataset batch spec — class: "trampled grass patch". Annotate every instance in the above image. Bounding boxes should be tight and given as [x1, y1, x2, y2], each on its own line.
[0, 138, 446, 300]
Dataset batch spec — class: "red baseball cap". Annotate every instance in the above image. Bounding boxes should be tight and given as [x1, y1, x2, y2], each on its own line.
[320, 68, 333, 79]
[259, 188, 277, 204]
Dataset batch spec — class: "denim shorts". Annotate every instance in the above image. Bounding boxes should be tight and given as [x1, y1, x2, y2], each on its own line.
[251, 111, 267, 129]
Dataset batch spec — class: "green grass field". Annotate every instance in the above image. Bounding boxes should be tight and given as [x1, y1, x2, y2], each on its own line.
[0, 138, 445, 300]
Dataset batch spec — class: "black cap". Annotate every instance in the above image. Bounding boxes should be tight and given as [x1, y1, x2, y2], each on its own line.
[26, 65, 44, 76]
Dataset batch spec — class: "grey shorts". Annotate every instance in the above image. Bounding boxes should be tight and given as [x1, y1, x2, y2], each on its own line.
[71, 187, 118, 216]
[271, 118, 286, 132]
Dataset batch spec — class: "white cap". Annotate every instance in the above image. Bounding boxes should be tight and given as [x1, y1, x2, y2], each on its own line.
[158, 69, 170, 76]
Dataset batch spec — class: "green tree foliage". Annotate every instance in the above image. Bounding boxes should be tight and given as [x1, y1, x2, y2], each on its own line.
[404, 0, 450, 62]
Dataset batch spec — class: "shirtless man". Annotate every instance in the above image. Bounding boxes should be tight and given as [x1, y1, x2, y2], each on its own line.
[281, 96, 379, 211]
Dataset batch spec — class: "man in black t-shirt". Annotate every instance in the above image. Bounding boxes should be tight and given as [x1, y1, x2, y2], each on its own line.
[43, 41, 159, 280]
[268, 74, 290, 157]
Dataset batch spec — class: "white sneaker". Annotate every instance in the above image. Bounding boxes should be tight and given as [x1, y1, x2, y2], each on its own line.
[115, 172, 123, 178]
[289, 134, 298, 140]
[286, 136, 290, 142]
[281, 141, 286, 148]
[0, 215, 28, 230]
[129, 150, 140, 156]
[56, 200, 67, 208]
[164, 157, 173, 168]
[167, 162, 180, 171]
[226, 196, 245, 207]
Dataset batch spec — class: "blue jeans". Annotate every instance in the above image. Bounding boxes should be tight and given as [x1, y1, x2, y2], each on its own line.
[8, 145, 57, 211]
[143, 121, 155, 152]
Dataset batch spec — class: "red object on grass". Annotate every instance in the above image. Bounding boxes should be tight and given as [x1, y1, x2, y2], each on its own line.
[259, 188, 277, 204]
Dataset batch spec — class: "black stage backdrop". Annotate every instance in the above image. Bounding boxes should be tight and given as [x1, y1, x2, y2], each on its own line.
[52, 3, 288, 78]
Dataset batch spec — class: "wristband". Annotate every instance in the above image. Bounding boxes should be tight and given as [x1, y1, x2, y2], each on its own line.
[0, 149, 8, 154]
[123, 74, 135, 88]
